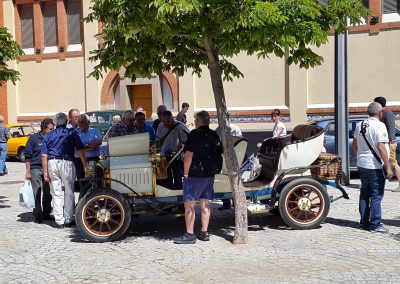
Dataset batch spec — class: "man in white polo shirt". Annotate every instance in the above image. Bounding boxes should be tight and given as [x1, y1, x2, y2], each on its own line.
[352, 102, 392, 234]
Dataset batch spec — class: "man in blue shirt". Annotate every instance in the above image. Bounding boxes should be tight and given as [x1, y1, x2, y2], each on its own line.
[41, 113, 87, 229]
[76, 114, 102, 199]
[0, 115, 10, 176]
[25, 118, 54, 223]
[134, 112, 155, 142]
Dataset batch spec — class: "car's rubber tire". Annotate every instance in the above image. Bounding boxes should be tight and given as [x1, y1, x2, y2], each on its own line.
[75, 189, 131, 243]
[18, 147, 25, 162]
[278, 178, 330, 230]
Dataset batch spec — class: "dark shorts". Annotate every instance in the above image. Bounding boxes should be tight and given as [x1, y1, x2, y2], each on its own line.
[183, 177, 214, 201]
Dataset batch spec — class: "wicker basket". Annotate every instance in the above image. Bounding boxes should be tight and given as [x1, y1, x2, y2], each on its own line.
[311, 152, 342, 180]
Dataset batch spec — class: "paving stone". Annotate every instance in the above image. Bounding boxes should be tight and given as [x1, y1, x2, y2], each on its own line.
[0, 162, 399, 282]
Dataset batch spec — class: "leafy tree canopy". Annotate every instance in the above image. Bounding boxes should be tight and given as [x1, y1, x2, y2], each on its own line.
[0, 27, 23, 85]
[87, 0, 368, 80]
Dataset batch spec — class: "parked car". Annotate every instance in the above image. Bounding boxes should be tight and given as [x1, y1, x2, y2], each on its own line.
[6, 124, 37, 162]
[308, 116, 400, 170]
[85, 110, 126, 136]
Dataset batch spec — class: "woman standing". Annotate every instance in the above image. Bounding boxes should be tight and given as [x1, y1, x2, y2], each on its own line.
[271, 109, 287, 138]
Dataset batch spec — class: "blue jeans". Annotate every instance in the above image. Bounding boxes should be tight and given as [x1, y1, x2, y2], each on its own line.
[358, 167, 385, 230]
[0, 143, 7, 174]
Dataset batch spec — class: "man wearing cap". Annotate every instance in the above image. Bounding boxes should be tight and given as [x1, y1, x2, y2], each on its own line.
[152, 105, 167, 132]
[0, 115, 10, 176]
[42, 113, 87, 229]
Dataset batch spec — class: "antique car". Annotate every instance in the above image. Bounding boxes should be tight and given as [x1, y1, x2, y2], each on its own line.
[75, 124, 348, 243]
[6, 124, 37, 162]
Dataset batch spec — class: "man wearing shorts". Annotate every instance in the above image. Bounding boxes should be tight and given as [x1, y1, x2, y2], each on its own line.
[174, 110, 222, 244]
[374, 97, 400, 192]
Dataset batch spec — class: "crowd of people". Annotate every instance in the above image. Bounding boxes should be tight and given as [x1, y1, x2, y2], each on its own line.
[0, 97, 399, 242]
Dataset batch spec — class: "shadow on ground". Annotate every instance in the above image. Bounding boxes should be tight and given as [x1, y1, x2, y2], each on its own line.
[69, 204, 302, 243]
[0, 196, 11, 209]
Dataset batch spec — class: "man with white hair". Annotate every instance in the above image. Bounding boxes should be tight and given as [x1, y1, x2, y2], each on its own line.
[108, 110, 135, 137]
[352, 102, 393, 234]
[0, 115, 10, 176]
[41, 113, 87, 229]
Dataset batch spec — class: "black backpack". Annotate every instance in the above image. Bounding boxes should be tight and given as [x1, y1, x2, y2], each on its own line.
[190, 129, 223, 176]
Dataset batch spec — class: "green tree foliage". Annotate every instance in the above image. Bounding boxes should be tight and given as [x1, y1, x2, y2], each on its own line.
[87, 0, 368, 80]
[0, 27, 23, 85]
[86, 0, 368, 243]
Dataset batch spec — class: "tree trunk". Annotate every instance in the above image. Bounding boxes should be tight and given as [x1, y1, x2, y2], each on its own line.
[204, 38, 248, 244]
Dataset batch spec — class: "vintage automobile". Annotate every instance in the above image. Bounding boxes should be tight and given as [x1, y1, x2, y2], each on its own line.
[75, 124, 348, 243]
[6, 124, 37, 162]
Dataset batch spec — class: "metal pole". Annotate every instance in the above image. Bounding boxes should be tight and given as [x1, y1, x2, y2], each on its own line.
[334, 31, 350, 185]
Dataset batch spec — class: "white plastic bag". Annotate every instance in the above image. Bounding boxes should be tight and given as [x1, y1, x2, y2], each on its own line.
[19, 180, 35, 209]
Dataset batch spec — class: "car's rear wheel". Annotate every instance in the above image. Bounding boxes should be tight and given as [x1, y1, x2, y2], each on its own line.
[278, 178, 330, 230]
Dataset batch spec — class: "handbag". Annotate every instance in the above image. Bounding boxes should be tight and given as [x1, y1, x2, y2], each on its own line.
[19, 180, 35, 208]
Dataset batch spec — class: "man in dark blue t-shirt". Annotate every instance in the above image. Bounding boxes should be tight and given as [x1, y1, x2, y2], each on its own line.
[174, 110, 223, 244]
[25, 118, 54, 223]
[41, 113, 86, 229]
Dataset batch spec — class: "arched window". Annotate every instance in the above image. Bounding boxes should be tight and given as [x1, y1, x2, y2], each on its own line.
[161, 75, 173, 110]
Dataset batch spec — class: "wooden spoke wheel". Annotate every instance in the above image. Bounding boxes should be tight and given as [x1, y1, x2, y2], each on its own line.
[278, 178, 330, 230]
[76, 189, 131, 242]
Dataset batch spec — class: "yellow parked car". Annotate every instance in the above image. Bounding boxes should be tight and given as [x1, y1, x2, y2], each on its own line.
[6, 124, 37, 162]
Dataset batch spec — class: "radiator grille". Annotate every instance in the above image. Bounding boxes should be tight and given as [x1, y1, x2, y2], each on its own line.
[110, 167, 153, 193]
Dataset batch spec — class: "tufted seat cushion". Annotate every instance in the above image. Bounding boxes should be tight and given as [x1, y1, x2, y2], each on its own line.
[291, 125, 324, 142]
[258, 125, 324, 179]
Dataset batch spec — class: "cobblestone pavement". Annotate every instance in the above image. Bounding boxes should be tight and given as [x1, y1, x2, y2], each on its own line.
[0, 161, 399, 283]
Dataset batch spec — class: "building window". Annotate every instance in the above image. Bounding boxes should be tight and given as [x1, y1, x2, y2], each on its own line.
[20, 5, 34, 52]
[382, 0, 400, 22]
[161, 76, 173, 110]
[42, 1, 58, 51]
[15, 0, 84, 59]
[383, 0, 400, 13]
[67, 0, 83, 49]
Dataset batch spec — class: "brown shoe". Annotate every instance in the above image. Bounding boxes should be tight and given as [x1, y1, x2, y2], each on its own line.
[56, 224, 65, 229]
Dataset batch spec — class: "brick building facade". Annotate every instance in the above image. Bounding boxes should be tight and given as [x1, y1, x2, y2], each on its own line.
[1, 0, 399, 129]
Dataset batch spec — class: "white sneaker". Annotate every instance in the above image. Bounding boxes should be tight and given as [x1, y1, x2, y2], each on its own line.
[391, 186, 400, 192]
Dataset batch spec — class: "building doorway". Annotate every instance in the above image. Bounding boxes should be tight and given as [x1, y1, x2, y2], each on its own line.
[128, 84, 152, 118]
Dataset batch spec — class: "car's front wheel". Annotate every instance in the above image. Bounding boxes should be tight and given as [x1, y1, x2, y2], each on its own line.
[76, 189, 131, 243]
